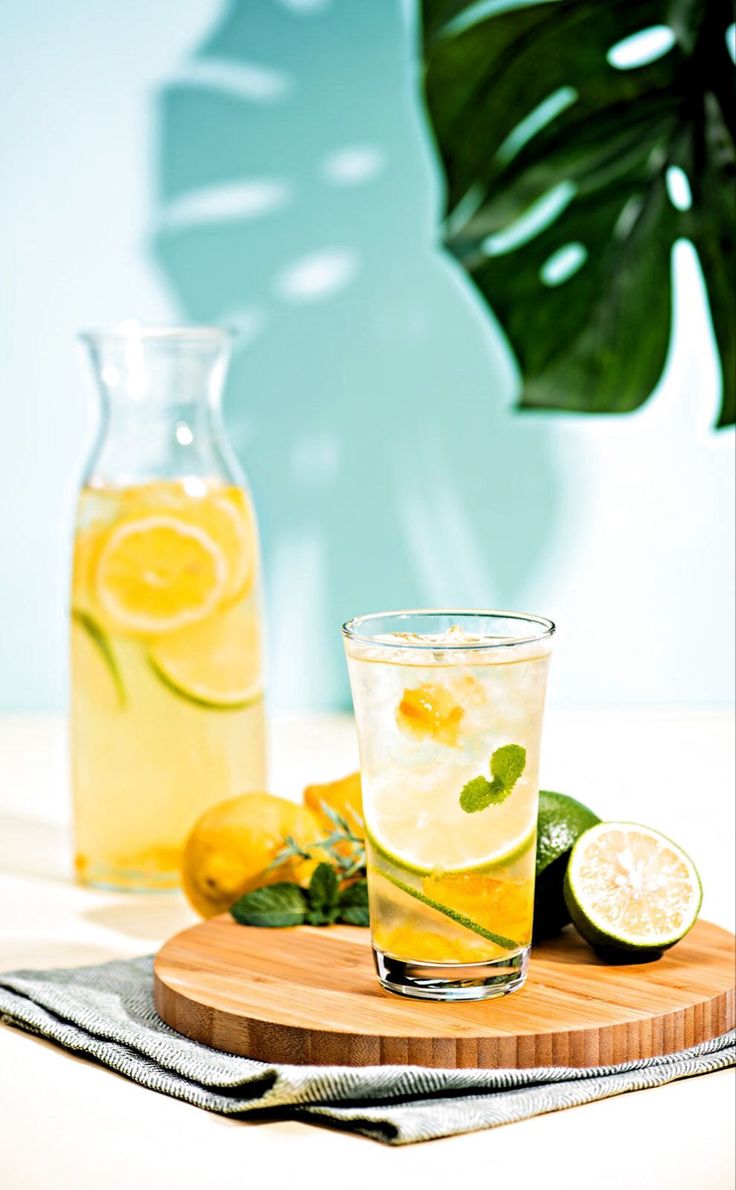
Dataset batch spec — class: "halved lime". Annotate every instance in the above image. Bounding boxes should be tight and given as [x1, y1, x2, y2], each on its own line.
[148, 600, 263, 709]
[564, 821, 702, 954]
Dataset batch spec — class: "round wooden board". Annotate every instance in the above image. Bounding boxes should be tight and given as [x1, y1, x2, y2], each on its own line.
[154, 916, 735, 1069]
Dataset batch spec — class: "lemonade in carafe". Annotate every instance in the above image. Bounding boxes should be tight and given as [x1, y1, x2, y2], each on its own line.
[70, 327, 266, 890]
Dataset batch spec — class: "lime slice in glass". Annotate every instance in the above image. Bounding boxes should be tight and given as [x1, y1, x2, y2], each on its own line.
[366, 772, 536, 875]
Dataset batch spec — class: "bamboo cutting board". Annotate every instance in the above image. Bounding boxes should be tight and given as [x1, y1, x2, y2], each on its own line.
[154, 916, 735, 1069]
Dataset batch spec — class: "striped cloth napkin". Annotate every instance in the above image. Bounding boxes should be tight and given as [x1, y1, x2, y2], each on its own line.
[0, 955, 732, 1145]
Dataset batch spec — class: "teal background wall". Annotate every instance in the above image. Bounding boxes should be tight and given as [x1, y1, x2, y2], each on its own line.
[1, 0, 734, 712]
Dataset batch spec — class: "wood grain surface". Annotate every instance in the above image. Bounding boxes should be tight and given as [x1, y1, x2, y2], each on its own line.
[153, 916, 735, 1068]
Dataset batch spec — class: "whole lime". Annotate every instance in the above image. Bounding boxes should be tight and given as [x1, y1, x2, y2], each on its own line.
[533, 790, 600, 941]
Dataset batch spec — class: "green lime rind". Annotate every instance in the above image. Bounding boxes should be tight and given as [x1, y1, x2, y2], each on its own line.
[533, 789, 600, 941]
[147, 653, 264, 711]
[371, 866, 522, 951]
[535, 789, 600, 875]
[72, 609, 126, 708]
[563, 821, 703, 955]
[366, 821, 536, 879]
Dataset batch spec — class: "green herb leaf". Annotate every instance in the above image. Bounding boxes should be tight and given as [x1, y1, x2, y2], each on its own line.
[459, 775, 496, 813]
[460, 743, 527, 812]
[318, 799, 353, 837]
[337, 878, 369, 927]
[422, 0, 735, 428]
[230, 883, 307, 927]
[490, 743, 526, 790]
[306, 862, 340, 925]
[266, 833, 314, 873]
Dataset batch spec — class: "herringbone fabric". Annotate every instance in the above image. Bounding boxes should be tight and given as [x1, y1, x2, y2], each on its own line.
[0, 956, 732, 1144]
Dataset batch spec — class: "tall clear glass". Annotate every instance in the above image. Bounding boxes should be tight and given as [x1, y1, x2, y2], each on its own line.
[70, 325, 267, 891]
[343, 610, 554, 1000]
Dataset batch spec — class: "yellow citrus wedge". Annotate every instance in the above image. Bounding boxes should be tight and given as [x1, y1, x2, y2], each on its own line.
[148, 599, 263, 707]
[303, 772, 364, 836]
[95, 515, 228, 635]
[396, 683, 464, 746]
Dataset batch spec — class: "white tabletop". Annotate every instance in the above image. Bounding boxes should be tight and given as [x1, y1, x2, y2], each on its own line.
[1, 710, 734, 1190]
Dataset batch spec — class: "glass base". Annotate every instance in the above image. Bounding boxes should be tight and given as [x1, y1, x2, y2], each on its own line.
[374, 945, 529, 1001]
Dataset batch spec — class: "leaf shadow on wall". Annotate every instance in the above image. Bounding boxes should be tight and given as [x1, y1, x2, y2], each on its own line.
[150, 0, 562, 709]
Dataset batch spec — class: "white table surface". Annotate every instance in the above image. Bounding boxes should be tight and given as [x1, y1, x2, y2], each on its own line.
[0, 709, 734, 1190]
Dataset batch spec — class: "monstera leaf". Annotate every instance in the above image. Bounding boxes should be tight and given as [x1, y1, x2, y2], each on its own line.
[422, 0, 735, 426]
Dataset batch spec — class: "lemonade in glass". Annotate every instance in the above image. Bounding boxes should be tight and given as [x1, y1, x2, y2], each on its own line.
[343, 610, 553, 1000]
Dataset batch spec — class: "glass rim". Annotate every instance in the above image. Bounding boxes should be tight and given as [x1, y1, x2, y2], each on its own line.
[78, 323, 233, 346]
[341, 608, 555, 651]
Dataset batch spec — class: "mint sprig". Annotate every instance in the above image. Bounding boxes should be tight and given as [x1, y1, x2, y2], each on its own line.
[230, 865, 369, 930]
[306, 863, 340, 925]
[231, 805, 370, 929]
[460, 743, 527, 813]
[230, 882, 307, 927]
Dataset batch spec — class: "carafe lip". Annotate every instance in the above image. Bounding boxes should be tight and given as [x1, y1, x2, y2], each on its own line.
[78, 323, 233, 345]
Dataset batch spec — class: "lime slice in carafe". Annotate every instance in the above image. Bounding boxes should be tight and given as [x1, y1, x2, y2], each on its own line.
[148, 601, 263, 709]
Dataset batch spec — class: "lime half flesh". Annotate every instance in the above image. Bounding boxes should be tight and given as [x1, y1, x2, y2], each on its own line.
[564, 821, 702, 955]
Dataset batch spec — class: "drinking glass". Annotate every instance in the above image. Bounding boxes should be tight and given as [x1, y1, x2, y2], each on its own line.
[70, 325, 266, 891]
[343, 610, 554, 1000]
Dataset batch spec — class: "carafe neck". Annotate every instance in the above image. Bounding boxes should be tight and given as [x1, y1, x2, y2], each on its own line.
[79, 326, 239, 488]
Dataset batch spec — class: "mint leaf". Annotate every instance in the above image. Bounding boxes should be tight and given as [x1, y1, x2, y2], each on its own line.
[306, 862, 339, 925]
[460, 743, 527, 813]
[230, 883, 307, 927]
[490, 744, 526, 789]
[460, 774, 512, 811]
[337, 878, 369, 926]
[459, 775, 496, 813]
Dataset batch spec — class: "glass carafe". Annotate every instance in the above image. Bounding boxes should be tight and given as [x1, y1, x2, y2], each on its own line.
[70, 325, 267, 891]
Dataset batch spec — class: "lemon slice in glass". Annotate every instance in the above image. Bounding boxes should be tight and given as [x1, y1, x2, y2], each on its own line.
[96, 515, 227, 635]
[148, 600, 263, 708]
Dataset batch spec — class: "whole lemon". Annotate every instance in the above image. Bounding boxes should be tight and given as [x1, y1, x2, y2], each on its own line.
[182, 792, 323, 917]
